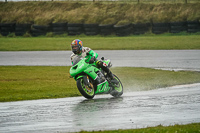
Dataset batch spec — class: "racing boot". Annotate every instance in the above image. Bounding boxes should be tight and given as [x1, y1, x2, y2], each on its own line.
[102, 67, 119, 84]
[107, 71, 119, 84]
[96, 60, 118, 84]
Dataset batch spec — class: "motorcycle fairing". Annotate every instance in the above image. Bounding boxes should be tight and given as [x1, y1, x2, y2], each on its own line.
[95, 80, 110, 94]
[84, 65, 99, 80]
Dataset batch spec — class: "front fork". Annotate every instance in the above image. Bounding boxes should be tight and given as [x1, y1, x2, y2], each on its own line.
[81, 74, 110, 94]
[83, 75, 93, 89]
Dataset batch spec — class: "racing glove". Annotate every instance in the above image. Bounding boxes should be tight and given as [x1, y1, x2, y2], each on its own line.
[89, 56, 96, 64]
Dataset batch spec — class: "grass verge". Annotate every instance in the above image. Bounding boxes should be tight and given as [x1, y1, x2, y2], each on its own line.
[1, 66, 200, 102]
[0, 2, 200, 24]
[77, 123, 200, 133]
[0, 34, 200, 51]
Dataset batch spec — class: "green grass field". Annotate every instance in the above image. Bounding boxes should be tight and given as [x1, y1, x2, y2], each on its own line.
[1, 66, 200, 102]
[0, 2, 200, 24]
[78, 123, 200, 133]
[0, 34, 200, 51]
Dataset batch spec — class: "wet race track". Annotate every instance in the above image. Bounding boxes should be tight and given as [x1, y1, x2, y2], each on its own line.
[1, 50, 200, 71]
[0, 50, 200, 133]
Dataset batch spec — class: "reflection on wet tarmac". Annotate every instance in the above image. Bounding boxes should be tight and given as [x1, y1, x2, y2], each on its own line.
[0, 83, 200, 133]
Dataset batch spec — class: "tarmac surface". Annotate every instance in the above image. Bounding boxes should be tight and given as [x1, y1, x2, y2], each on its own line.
[0, 50, 200, 133]
[0, 83, 200, 133]
[0, 50, 200, 71]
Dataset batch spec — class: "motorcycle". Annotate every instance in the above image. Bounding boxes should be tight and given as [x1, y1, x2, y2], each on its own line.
[69, 55, 123, 99]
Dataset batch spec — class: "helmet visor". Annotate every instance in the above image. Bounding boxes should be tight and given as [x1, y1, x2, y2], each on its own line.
[72, 45, 79, 50]
[72, 45, 81, 54]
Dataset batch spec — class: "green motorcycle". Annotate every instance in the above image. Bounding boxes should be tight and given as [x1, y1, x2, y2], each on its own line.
[69, 55, 123, 99]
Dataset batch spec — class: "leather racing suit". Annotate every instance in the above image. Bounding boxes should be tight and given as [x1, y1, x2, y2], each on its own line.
[70, 47, 114, 79]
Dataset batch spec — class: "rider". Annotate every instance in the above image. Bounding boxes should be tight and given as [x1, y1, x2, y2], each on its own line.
[70, 39, 115, 81]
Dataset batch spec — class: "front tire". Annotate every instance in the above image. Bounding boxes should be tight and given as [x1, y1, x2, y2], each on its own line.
[77, 77, 95, 99]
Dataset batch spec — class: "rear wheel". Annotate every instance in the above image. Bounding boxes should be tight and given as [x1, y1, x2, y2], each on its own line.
[77, 76, 95, 99]
[110, 75, 123, 97]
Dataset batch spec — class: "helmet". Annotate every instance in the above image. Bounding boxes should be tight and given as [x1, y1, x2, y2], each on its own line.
[71, 39, 83, 54]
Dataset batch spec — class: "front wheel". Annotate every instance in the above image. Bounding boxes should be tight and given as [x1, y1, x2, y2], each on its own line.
[110, 74, 123, 97]
[77, 76, 95, 99]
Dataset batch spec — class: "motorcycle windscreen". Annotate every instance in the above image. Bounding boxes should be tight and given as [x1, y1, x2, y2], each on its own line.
[72, 56, 83, 66]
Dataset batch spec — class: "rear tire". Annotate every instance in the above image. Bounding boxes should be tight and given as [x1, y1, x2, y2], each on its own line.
[110, 75, 123, 97]
[77, 77, 95, 99]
